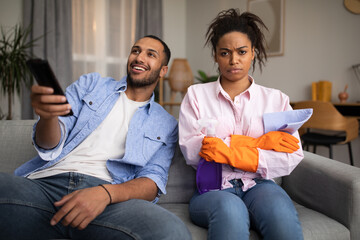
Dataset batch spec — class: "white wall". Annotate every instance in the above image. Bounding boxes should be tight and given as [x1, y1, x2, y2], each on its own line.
[0, 0, 23, 119]
[162, 0, 188, 115]
[163, 0, 187, 60]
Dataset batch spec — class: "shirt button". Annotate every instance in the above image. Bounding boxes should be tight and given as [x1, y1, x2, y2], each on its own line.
[157, 136, 161, 140]
[89, 101, 93, 105]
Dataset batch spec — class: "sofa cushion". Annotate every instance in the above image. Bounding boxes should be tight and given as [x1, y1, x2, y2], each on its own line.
[294, 202, 350, 239]
[0, 120, 37, 174]
[158, 144, 197, 204]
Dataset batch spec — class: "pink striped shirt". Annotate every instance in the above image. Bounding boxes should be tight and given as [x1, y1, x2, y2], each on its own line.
[179, 76, 304, 191]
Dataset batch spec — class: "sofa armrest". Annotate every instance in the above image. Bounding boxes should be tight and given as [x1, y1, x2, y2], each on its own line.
[282, 151, 360, 240]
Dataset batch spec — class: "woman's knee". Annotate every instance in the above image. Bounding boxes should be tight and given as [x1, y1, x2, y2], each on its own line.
[190, 191, 249, 227]
[0, 173, 27, 198]
[246, 181, 303, 239]
[190, 191, 250, 239]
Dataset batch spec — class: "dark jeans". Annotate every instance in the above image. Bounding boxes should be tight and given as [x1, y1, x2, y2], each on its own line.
[0, 172, 191, 240]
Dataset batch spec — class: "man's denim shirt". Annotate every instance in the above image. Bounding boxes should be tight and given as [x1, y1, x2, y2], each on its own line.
[15, 73, 178, 198]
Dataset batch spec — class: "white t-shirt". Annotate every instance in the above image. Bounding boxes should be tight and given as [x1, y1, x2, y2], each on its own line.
[28, 92, 148, 181]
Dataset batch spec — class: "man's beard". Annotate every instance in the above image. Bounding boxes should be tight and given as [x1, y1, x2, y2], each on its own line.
[127, 67, 162, 88]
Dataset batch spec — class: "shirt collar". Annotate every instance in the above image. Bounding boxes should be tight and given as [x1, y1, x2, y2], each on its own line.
[142, 93, 155, 115]
[115, 76, 128, 92]
[215, 75, 256, 101]
[247, 75, 256, 100]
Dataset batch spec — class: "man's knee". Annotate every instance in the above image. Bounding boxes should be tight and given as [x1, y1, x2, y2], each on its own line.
[96, 199, 192, 240]
[155, 209, 192, 240]
[137, 201, 192, 240]
[0, 173, 21, 197]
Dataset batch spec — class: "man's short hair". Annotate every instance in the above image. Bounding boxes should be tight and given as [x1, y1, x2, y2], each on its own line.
[143, 35, 171, 66]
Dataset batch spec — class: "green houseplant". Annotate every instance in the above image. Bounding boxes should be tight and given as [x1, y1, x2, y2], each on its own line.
[196, 70, 218, 83]
[0, 24, 39, 120]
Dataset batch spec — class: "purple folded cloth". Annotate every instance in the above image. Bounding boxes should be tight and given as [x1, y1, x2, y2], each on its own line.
[196, 158, 222, 194]
[263, 109, 313, 134]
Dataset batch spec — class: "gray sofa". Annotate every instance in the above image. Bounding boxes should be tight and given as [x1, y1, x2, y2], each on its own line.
[1, 120, 359, 240]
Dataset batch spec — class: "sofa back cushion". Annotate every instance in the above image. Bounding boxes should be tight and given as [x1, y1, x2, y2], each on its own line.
[158, 144, 197, 204]
[0, 120, 37, 174]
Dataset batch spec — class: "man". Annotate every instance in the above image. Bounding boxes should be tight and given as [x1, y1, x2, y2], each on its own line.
[0, 35, 191, 239]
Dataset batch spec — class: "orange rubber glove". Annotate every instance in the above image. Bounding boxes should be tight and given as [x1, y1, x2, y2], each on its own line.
[230, 131, 300, 153]
[199, 137, 259, 172]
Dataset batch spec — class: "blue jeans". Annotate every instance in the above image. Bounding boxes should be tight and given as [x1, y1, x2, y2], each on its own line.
[0, 172, 191, 240]
[189, 179, 303, 240]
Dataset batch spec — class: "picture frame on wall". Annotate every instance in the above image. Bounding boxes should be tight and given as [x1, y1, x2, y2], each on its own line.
[247, 0, 285, 56]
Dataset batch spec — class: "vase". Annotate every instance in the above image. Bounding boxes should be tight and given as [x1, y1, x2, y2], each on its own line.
[338, 85, 349, 103]
[338, 92, 349, 103]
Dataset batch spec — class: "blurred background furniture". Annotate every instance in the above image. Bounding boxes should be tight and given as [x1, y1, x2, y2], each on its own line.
[293, 101, 359, 166]
[333, 102, 360, 119]
[159, 58, 193, 114]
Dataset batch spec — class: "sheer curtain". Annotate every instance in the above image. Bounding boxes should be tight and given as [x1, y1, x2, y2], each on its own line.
[136, 0, 163, 39]
[72, 0, 136, 81]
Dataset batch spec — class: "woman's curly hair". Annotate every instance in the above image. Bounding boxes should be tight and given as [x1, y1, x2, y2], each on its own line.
[205, 8, 268, 72]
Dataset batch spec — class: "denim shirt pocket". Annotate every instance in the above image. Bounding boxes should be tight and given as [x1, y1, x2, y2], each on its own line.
[82, 94, 99, 112]
[142, 131, 167, 160]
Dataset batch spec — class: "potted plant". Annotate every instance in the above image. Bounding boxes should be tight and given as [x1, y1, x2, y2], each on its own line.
[196, 70, 218, 83]
[0, 24, 39, 120]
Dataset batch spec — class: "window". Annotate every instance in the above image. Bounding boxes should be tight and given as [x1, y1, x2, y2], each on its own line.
[72, 0, 136, 81]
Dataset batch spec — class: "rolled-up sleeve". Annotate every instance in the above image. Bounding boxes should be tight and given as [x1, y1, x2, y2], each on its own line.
[32, 120, 67, 161]
[136, 126, 178, 195]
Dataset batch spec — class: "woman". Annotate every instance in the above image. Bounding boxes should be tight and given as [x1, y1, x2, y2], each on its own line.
[179, 9, 304, 240]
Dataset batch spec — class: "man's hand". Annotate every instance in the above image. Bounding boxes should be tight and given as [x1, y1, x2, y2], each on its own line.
[31, 85, 72, 119]
[50, 186, 110, 230]
[31, 85, 72, 149]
